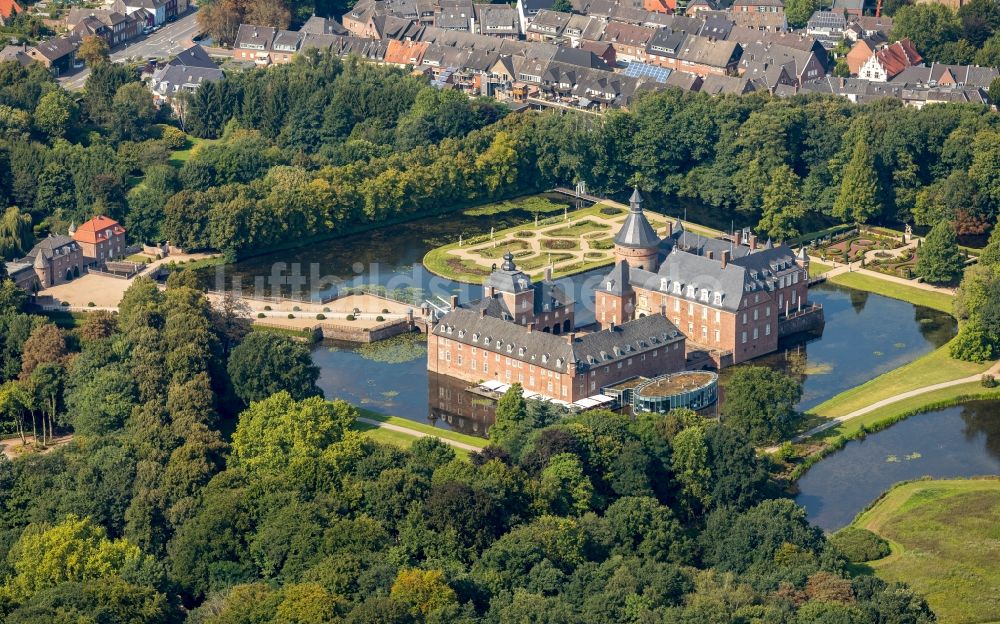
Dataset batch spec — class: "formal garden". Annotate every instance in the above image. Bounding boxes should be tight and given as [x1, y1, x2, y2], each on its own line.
[423, 197, 723, 283]
[812, 227, 908, 264]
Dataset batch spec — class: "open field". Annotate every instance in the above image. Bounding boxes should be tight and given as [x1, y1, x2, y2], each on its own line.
[423, 200, 724, 283]
[853, 478, 1000, 624]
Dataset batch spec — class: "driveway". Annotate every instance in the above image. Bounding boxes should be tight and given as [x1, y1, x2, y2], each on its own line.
[60, 9, 203, 91]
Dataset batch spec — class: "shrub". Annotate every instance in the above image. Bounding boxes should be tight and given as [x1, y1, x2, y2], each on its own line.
[376, 315, 385, 322]
[600, 206, 622, 216]
[323, 307, 331, 312]
[293, 306, 301, 312]
[61, 301, 70, 307]
[382, 308, 390, 313]
[257, 312, 265, 318]
[982, 374, 997, 388]
[87, 302, 95, 308]
[287, 314, 295, 319]
[159, 125, 188, 150]
[515, 230, 535, 238]
[264, 305, 272, 311]
[316, 314, 326, 320]
[346, 314, 356, 321]
[829, 527, 890, 562]
[774, 441, 795, 462]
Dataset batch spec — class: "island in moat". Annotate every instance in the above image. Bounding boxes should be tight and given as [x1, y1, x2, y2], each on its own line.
[426, 187, 822, 408]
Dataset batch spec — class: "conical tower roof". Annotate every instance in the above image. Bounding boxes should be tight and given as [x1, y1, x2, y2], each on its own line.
[614, 187, 659, 249]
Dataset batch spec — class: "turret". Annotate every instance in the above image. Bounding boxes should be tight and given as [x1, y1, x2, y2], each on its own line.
[613, 187, 661, 272]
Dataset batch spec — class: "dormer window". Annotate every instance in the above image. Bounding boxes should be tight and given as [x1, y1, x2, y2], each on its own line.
[607, 281, 613, 291]
[506, 344, 514, 353]
[458, 330, 465, 338]
[673, 282, 682, 294]
[496, 340, 502, 349]
[686, 285, 695, 298]
[518, 347, 525, 356]
[700, 290, 710, 302]
[714, 293, 723, 305]
[541, 354, 549, 364]
[472, 332, 480, 342]
[660, 278, 668, 291]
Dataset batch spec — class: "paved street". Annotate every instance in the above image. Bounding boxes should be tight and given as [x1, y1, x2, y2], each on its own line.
[59, 9, 203, 90]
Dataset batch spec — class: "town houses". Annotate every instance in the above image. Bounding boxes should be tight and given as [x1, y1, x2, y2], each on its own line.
[426, 188, 822, 402]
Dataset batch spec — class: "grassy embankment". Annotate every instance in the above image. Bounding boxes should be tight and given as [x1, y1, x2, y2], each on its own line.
[351, 408, 487, 457]
[851, 478, 1000, 624]
[786, 273, 996, 474]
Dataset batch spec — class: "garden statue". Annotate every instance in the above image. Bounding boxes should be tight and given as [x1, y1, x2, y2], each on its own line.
[459, 235, 463, 247]
[904, 224, 912, 243]
[490, 226, 494, 240]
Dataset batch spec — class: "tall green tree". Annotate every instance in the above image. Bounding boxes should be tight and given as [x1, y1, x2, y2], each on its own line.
[227, 331, 320, 403]
[0, 206, 32, 260]
[834, 139, 881, 225]
[721, 367, 802, 444]
[758, 164, 805, 242]
[916, 221, 964, 285]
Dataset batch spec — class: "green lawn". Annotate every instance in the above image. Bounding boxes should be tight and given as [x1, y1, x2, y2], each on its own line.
[169, 136, 219, 168]
[807, 345, 990, 422]
[40, 310, 90, 328]
[828, 271, 953, 314]
[808, 261, 832, 277]
[357, 408, 487, 449]
[853, 478, 1000, 624]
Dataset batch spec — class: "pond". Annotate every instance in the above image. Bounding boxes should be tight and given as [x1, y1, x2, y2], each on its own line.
[795, 400, 1000, 532]
[721, 282, 956, 411]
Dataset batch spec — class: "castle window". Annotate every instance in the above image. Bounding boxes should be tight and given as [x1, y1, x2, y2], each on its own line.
[472, 332, 479, 341]
[701, 290, 710, 302]
[541, 354, 549, 364]
[458, 330, 465, 338]
[607, 281, 613, 291]
[507, 344, 513, 353]
[660, 278, 668, 291]
[714, 292, 723, 305]
[686, 285, 695, 298]
[518, 347, 525, 356]
[673, 282, 682, 294]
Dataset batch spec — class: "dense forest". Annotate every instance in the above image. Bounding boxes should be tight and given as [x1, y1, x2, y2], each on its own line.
[0, 275, 936, 622]
[0, 50, 999, 265]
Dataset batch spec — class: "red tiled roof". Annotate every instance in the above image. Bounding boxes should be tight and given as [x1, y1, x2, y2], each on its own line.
[74, 215, 125, 245]
[0, 0, 22, 20]
[875, 39, 922, 79]
[383, 39, 427, 66]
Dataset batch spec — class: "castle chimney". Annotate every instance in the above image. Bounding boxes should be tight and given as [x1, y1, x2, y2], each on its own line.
[450, 295, 458, 309]
[734, 230, 741, 247]
[707, 250, 714, 260]
[721, 249, 730, 269]
[666, 221, 673, 237]
[566, 332, 575, 344]
[544, 266, 552, 281]
[749, 234, 757, 251]
[480, 307, 487, 318]
[487, 286, 496, 298]
[527, 321, 533, 332]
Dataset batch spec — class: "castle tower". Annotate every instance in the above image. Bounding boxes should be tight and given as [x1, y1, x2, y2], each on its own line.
[613, 187, 661, 271]
[33, 253, 48, 288]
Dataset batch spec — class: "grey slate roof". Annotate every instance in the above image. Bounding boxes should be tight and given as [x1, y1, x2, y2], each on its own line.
[434, 308, 682, 373]
[24, 235, 79, 262]
[602, 260, 633, 295]
[168, 44, 218, 69]
[614, 188, 660, 248]
[301, 15, 349, 35]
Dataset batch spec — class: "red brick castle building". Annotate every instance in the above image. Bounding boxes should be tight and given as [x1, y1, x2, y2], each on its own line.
[596, 188, 822, 366]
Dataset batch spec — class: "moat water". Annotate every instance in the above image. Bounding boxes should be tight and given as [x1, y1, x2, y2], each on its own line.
[795, 400, 1000, 531]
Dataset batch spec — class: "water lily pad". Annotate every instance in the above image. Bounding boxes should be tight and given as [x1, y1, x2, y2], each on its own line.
[886, 455, 900, 463]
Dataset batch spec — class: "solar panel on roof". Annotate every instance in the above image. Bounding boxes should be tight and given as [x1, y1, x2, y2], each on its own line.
[622, 62, 672, 84]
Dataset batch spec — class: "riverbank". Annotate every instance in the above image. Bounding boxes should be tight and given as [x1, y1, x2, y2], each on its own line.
[851, 478, 1000, 624]
[351, 409, 487, 456]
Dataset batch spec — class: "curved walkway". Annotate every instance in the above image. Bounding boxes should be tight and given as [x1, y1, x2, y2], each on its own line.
[780, 359, 1000, 447]
[356, 417, 483, 452]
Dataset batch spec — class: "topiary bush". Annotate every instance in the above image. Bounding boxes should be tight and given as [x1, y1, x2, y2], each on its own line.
[376, 315, 385, 322]
[346, 314, 356, 321]
[293, 306, 301, 312]
[316, 314, 326, 320]
[382, 308, 390, 314]
[264, 305, 272, 311]
[87, 302, 95, 308]
[982, 374, 997, 388]
[287, 314, 295, 319]
[61, 301, 70, 307]
[257, 312, 265, 318]
[829, 527, 890, 562]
